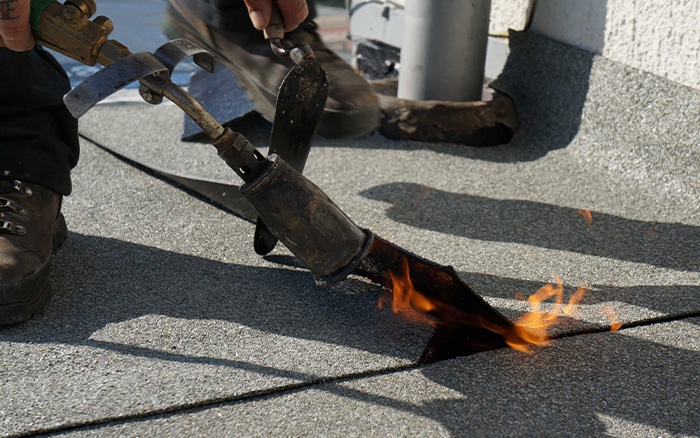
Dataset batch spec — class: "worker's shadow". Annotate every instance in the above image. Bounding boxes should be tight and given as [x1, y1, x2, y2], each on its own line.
[361, 182, 700, 273]
[3, 232, 431, 361]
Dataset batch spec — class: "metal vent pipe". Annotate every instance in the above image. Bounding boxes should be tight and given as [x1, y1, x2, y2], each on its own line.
[397, 0, 492, 102]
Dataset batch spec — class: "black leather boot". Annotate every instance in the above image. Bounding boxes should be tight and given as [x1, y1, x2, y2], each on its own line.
[0, 180, 67, 325]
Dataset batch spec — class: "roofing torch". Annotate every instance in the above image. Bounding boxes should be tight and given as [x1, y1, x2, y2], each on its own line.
[29, 0, 528, 363]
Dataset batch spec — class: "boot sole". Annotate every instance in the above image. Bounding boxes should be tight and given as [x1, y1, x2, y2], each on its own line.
[163, 7, 380, 139]
[0, 213, 68, 325]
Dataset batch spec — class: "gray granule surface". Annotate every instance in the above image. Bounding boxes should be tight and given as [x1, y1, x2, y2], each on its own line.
[0, 141, 433, 435]
[58, 319, 700, 438]
[2, 31, 699, 437]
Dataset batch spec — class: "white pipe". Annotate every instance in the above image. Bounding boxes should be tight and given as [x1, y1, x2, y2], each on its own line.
[398, 0, 492, 102]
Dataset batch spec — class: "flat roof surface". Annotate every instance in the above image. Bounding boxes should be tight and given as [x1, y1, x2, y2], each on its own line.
[1, 3, 698, 437]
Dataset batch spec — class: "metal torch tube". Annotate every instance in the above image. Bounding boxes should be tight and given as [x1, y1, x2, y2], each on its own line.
[161, 83, 226, 140]
[397, 0, 492, 102]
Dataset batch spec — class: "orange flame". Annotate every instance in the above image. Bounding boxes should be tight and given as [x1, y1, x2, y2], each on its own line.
[504, 279, 587, 352]
[563, 286, 588, 315]
[578, 209, 593, 228]
[603, 305, 622, 331]
[383, 258, 588, 353]
[387, 257, 437, 326]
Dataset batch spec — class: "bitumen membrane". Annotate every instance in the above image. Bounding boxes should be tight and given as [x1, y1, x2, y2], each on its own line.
[1, 4, 699, 437]
[55, 318, 700, 438]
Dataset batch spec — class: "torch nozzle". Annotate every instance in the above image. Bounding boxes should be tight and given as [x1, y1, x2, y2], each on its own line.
[353, 235, 519, 364]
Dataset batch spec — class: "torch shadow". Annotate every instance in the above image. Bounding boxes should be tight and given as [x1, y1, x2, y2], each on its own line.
[360, 182, 700, 273]
[1, 232, 430, 362]
[360, 182, 700, 320]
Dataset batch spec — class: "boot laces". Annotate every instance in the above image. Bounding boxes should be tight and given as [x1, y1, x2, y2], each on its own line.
[0, 180, 32, 236]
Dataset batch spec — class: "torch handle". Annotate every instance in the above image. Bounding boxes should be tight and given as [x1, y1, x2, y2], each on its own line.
[263, 3, 285, 40]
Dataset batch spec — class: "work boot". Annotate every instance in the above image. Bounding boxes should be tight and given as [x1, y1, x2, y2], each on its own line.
[0, 180, 67, 325]
[163, 0, 380, 139]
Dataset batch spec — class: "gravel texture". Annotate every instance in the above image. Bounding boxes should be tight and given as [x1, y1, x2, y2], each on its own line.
[61, 318, 700, 438]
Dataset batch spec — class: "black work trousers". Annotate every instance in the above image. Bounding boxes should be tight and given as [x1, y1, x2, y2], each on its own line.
[0, 46, 79, 196]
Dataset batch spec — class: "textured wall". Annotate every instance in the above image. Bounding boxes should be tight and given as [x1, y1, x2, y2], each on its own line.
[351, 0, 700, 90]
[530, 0, 700, 90]
[489, 0, 531, 35]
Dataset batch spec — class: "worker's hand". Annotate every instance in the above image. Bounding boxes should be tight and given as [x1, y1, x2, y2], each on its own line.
[0, 0, 34, 51]
[244, 0, 308, 32]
